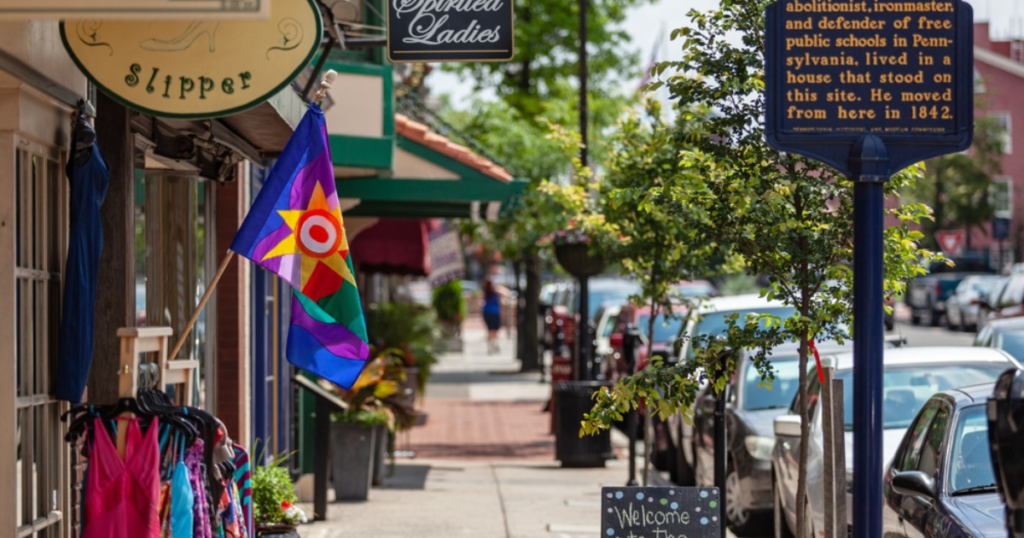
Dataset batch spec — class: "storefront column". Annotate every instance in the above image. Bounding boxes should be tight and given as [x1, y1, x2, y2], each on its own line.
[89, 92, 135, 404]
[215, 172, 251, 444]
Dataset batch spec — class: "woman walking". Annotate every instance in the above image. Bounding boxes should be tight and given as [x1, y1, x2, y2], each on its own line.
[481, 279, 503, 354]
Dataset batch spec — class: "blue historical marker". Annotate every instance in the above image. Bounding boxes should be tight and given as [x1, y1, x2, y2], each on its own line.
[764, 1, 974, 537]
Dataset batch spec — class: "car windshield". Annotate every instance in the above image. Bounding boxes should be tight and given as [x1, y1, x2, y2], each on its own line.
[743, 355, 800, 411]
[637, 314, 685, 344]
[996, 330, 1024, 363]
[688, 306, 796, 359]
[835, 363, 1009, 430]
[948, 405, 995, 494]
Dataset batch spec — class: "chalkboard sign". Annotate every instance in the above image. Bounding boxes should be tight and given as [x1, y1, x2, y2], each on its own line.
[764, 0, 974, 176]
[386, 0, 514, 63]
[601, 487, 721, 538]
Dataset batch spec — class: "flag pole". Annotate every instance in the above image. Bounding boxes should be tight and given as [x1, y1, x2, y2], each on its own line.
[170, 250, 236, 360]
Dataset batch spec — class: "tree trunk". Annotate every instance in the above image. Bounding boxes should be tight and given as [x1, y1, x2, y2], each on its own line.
[643, 295, 657, 486]
[932, 164, 945, 251]
[795, 336, 810, 538]
[519, 254, 542, 372]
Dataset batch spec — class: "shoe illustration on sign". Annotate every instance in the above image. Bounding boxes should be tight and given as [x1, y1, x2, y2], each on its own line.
[936, 231, 965, 256]
[141, 21, 221, 53]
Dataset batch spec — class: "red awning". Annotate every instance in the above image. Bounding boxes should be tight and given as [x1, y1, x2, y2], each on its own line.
[349, 219, 432, 276]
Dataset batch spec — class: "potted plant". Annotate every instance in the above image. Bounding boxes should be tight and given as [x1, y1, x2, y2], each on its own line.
[432, 279, 465, 352]
[324, 352, 417, 499]
[363, 302, 441, 401]
[252, 449, 307, 537]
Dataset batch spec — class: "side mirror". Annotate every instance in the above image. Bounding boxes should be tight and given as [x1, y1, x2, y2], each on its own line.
[891, 471, 935, 499]
[774, 414, 802, 437]
[609, 333, 623, 349]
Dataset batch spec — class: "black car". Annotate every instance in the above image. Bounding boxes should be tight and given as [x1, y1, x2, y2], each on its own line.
[690, 340, 850, 536]
[883, 382, 1007, 537]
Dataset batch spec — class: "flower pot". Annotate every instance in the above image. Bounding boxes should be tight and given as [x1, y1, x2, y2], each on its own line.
[330, 421, 376, 501]
[372, 424, 388, 486]
[255, 524, 299, 538]
[554, 242, 605, 278]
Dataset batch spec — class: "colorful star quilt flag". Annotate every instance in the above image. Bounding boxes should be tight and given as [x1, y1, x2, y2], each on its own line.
[231, 104, 370, 389]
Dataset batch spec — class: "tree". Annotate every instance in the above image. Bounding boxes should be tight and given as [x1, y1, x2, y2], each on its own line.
[908, 115, 1005, 251]
[443, 0, 651, 121]
[581, 1, 936, 536]
[439, 9, 642, 370]
[600, 98, 729, 483]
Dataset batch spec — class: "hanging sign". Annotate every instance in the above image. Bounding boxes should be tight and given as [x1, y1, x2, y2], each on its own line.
[387, 0, 514, 63]
[764, 0, 974, 176]
[1, 0, 269, 20]
[602, 487, 721, 538]
[60, 0, 321, 119]
[428, 222, 466, 287]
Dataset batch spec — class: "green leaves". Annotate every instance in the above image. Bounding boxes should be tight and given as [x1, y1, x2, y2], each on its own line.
[580, 0, 934, 439]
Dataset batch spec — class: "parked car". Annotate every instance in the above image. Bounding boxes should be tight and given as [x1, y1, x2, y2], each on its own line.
[973, 317, 1024, 363]
[604, 303, 688, 381]
[882, 382, 1008, 538]
[667, 294, 796, 487]
[690, 340, 851, 535]
[593, 302, 623, 375]
[982, 273, 1024, 325]
[947, 275, 1005, 331]
[977, 276, 1010, 329]
[907, 257, 994, 326]
[772, 347, 1019, 538]
[671, 280, 718, 301]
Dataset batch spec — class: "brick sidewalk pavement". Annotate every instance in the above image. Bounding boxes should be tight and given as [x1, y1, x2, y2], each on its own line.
[407, 398, 555, 460]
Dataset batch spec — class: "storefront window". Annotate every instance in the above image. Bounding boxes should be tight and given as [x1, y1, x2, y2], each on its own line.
[14, 141, 69, 537]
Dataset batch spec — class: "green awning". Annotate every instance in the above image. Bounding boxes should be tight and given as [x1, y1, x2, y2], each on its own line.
[337, 123, 528, 219]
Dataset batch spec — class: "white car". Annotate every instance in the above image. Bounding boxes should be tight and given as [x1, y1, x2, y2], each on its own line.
[593, 303, 623, 364]
[667, 294, 796, 484]
[945, 275, 1004, 332]
[771, 346, 1021, 538]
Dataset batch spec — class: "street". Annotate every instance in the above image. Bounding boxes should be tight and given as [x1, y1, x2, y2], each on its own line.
[888, 320, 976, 348]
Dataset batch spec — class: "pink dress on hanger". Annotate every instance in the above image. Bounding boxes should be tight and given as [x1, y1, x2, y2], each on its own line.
[83, 417, 161, 538]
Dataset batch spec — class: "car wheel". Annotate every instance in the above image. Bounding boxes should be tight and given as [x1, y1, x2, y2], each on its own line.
[929, 308, 941, 327]
[910, 312, 921, 325]
[726, 469, 768, 536]
[884, 317, 894, 331]
[774, 477, 795, 538]
[947, 310, 962, 331]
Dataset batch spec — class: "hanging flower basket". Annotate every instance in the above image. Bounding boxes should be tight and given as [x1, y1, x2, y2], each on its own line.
[554, 241, 605, 278]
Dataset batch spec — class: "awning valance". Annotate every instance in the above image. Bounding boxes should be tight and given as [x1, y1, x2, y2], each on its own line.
[348, 219, 430, 276]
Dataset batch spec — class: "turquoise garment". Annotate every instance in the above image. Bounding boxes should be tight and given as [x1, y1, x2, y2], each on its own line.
[170, 443, 194, 538]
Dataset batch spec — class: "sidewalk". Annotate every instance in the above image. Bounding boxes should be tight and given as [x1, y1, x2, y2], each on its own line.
[299, 320, 641, 538]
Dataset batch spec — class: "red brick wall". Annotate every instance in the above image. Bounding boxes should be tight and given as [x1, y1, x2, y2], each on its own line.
[215, 178, 247, 440]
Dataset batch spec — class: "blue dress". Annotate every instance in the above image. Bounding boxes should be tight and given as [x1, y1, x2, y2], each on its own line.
[483, 291, 502, 330]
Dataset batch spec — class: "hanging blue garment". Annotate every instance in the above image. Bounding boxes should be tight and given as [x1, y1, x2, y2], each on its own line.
[170, 440, 195, 538]
[55, 126, 109, 403]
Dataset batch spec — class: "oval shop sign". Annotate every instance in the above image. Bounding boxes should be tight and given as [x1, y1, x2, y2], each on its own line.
[61, 0, 322, 119]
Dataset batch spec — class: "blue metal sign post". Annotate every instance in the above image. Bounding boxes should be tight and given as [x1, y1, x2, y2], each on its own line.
[764, 1, 974, 537]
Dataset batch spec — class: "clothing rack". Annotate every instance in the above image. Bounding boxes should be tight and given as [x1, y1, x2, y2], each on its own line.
[117, 327, 199, 405]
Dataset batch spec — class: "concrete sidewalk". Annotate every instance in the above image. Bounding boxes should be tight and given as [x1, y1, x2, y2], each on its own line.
[298, 321, 643, 538]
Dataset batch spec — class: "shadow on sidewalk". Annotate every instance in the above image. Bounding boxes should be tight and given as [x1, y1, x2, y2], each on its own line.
[378, 464, 432, 490]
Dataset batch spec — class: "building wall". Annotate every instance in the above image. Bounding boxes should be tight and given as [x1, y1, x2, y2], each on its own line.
[973, 22, 1024, 265]
[0, 20, 83, 538]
